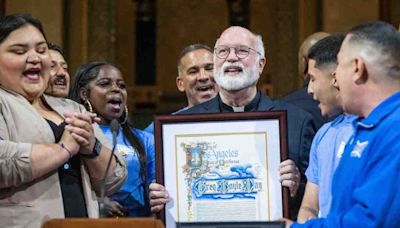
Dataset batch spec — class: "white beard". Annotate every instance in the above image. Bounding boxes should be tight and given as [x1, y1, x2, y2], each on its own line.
[214, 61, 260, 91]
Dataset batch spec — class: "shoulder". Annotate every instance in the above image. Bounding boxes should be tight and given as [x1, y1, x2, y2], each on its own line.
[281, 87, 308, 102]
[179, 96, 219, 114]
[312, 120, 336, 143]
[273, 99, 313, 121]
[0, 88, 27, 106]
[131, 128, 154, 143]
[44, 95, 84, 112]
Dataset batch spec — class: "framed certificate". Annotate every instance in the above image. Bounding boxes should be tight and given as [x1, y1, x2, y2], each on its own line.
[154, 112, 289, 227]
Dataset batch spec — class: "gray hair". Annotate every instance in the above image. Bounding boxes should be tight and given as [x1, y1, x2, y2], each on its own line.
[177, 43, 212, 72]
[254, 34, 265, 58]
[214, 27, 265, 59]
[347, 21, 400, 80]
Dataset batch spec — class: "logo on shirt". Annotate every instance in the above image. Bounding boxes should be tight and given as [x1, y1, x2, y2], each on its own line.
[117, 144, 137, 157]
[336, 141, 346, 159]
[350, 140, 369, 158]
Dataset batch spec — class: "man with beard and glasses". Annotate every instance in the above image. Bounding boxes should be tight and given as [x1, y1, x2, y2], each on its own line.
[44, 43, 70, 98]
[144, 44, 218, 134]
[149, 26, 315, 220]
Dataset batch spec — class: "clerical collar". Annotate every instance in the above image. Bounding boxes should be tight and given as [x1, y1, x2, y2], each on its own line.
[219, 89, 261, 112]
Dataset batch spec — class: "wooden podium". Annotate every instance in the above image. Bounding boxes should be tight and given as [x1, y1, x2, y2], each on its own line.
[42, 218, 165, 228]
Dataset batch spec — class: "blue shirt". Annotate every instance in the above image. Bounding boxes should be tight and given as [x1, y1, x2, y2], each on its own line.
[144, 106, 189, 134]
[100, 125, 155, 216]
[292, 91, 400, 227]
[305, 114, 357, 217]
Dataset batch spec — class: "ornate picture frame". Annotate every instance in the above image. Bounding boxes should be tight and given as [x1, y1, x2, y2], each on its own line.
[154, 111, 289, 227]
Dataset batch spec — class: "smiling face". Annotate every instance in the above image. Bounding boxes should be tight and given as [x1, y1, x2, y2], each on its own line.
[214, 27, 265, 91]
[85, 65, 127, 124]
[176, 48, 217, 107]
[307, 59, 341, 117]
[0, 24, 51, 101]
[334, 36, 359, 115]
[45, 49, 70, 97]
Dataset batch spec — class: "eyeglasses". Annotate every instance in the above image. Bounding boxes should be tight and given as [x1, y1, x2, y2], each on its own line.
[214, 45, 262, 59]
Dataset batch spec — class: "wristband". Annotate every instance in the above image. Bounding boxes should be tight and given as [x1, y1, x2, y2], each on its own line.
[80, 138, 102, 159]
[59, 143, 73, 159]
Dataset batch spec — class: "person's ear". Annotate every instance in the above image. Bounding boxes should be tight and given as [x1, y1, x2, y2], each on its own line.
[353, 57, 368, 85]
[79, 88, 88, 100]
[258, 57, 266, 75]
[301, 56, 308, 75]
[176, 76, 185, 92]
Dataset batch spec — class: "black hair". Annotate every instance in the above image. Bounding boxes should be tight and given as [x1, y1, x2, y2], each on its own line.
[68, 61, 150, 214]
[347, 21, 400, 79]
[307, 34, 345, 69]
[68, 61, 107, 104]
[47, 42, 65, 57]
[0, 13, 46, 44]
[177, 43, 212, 69]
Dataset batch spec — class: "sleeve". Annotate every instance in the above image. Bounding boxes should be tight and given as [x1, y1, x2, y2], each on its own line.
[304, 124, 328, 185]
[304, 141, 319, 185]
[291, 134, 400, 227]
[0, 105, 34, 189]
[144, 122, 154, 135]
[90, 123, 127, 196]
[143, 131, 156, 184]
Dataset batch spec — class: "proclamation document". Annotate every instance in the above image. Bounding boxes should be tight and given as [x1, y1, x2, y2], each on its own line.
[156, 113, 287, 228]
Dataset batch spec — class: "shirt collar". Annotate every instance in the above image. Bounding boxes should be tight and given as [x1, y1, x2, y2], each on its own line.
[330, 114, 358, 127]
[358, 91, 400, 129]
[219, 89, 261, 112]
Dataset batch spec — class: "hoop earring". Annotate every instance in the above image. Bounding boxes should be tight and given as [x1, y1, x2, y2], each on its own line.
[84, 99, 94, 113]
[120, 105, 129, 125]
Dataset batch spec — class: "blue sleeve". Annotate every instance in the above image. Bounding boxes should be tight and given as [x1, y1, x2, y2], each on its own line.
[144, 121, 154, 134]
[292, 139, 400, 227]
[133, 129, 156, 185]
[305, 123, 329, 184]
[143, 131, 156, 184]
[304, 135, 319, 185]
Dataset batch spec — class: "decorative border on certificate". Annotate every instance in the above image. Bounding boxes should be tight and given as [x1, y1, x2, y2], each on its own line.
[154, 112, 289, 227]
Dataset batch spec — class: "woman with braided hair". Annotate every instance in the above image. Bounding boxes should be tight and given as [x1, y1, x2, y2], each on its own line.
[69, 61, 155, 217]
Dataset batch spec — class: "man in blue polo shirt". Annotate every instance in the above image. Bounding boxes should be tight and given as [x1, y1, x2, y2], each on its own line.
[297, 34, 358, 222]
[290, 21, 400, 227]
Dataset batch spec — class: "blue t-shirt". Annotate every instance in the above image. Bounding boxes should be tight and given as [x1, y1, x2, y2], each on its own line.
[100, 125, 155, 216]
[292, 91, 400, 227]
[305, 114, 357, 217]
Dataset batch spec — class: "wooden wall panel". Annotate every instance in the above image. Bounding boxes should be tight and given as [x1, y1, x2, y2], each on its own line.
[6, 0, 63, 46]
[322, 0, 379, 33]
[252, 0, 299, 97]
[157, 0, 227, 95]
[115, 1, 136, 90]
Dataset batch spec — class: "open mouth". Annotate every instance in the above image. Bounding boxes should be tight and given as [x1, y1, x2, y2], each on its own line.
[196, 85, 214, 92]
[23, 68, 41, 81]
[223, 65, 243, 74]
[53, 76, 67, 86]
[107, 97, 123, 110]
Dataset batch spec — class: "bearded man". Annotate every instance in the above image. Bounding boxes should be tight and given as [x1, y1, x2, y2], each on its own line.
[149, 26, 315, 219]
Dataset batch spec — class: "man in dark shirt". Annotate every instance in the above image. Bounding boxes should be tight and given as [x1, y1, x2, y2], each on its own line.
[149, 26, 315, 219]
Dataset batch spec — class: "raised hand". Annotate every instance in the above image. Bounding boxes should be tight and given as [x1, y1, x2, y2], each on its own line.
[63, 111, 97, 155]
